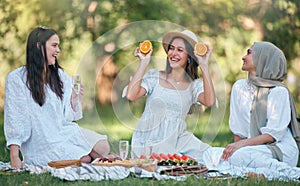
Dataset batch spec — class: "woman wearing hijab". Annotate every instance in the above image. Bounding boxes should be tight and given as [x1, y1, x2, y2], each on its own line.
[220, 41, 300, 179]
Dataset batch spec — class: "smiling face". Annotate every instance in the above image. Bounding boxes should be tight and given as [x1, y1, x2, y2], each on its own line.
[45, 34, 60, 65]
[242, 46, 256, 75]
[167, 38, 189, 69]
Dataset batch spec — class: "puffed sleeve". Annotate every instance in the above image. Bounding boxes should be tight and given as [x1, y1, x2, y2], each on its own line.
[59, 70, 82, 121]
[141, 69, 159, 96]
[229, 80, 249, 138]
[191, 79, 204, 104]
[4, 70, 31, 148]
[261, 86, 291, 142]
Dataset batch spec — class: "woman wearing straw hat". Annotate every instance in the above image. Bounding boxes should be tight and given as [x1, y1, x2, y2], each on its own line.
[125, 30, 216, 161]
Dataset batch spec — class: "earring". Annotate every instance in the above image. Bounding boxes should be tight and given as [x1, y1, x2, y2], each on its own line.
[188, 58, 191, 64]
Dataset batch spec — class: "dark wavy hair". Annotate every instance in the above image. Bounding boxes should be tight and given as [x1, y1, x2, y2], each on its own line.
[165, 36, 200, 114]
[165, 36, 199, 80]
[26, 26, 63, 106]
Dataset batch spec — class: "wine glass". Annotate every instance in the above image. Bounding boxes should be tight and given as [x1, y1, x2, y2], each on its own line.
[144, 140, 153, 158]
[119, 140, 129, 160]
[72, 75, 81, 94]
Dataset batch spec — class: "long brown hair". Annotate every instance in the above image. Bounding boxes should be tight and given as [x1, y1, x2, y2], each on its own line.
[165, 36, 200, 114]
[165, 36, 199, 80]
[26, 26, 63, 106]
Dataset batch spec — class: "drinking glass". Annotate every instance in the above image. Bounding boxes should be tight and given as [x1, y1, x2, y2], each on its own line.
[72, 75, 81, 94]
[144, 140, 153, 158]
[119, 140, 129, 160]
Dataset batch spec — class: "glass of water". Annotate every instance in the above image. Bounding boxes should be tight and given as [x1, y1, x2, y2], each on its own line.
[119, 140, 129, 160]
[72, 75, 81, 94]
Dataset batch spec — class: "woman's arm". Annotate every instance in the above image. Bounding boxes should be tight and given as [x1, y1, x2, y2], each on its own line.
[195, 46, 216, 107]
[126, 47, 153, 101]
[4, 70, 30, 169]
[222, 133, 275, 160]
[234, 134, 245, 142]
[59, 70, 83, 121]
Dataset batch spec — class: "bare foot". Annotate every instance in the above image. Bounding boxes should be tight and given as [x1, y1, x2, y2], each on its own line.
[80, 155, 92, 163]
[245, 172, 265, 179]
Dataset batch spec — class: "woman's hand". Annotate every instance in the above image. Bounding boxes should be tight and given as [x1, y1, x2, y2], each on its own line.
[194, 44, 212, 67]
[11, 156, 22, 170]
[221, 134, 275, 161]
[72, 84, 84, 102]
[71, 84, 84, 110]
[10, 145, 23, 170]
[221, 140, 246, 161]
[134, 46, 153, 65]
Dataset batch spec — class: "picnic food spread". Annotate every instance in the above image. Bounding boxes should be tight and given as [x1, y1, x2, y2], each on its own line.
[48, 153, 208, 176]
[139, 40, 152, 54]
[194, 43, 207, 56]
[145, 153, 207, 176]
[146, 153, 198, 166]
[92, 156, 157, 172]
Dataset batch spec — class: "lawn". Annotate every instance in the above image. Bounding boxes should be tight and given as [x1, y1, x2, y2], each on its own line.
[0, 105, 299, 185]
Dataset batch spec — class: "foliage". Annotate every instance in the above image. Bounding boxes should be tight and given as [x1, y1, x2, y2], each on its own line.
[262, 0, 300, 62]
[0, 1, 300, 184]
[1, 0, 300, 110]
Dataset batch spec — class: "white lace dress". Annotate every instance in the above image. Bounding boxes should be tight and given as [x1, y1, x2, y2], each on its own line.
[4, 67, 107, 166]
[131, 69, 210, 160]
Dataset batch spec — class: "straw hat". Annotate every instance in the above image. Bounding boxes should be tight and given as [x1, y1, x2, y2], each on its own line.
[162, 30, 198, 53]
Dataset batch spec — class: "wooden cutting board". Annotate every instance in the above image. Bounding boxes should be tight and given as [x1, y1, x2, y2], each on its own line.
[48, 159, 82, 168]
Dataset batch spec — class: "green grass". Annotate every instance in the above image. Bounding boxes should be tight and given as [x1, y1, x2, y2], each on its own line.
[0, 107, 299, 185]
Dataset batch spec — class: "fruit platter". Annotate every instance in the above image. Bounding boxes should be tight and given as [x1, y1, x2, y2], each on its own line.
[146, 153, 198, 166]
[144, 153, 208, 176]
[91, 152, 208, 176]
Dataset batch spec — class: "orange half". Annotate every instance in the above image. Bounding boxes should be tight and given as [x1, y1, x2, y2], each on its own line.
[194, 43, 207, 56]
[139, 40, 152, 54]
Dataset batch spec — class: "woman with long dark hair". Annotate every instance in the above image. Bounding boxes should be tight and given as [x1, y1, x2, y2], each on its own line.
[4, 26, 109, 169]
[125, 30, 216, 160]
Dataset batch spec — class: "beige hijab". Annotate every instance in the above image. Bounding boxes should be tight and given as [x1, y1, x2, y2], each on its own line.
[248, 41, 300, 161]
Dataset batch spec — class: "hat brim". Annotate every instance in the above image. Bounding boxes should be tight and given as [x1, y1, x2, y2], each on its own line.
[162, 31, 197, 54]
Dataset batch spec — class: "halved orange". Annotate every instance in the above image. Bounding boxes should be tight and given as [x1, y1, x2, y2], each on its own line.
[139, 40, 152, 54]
[194, 43, 207, 56]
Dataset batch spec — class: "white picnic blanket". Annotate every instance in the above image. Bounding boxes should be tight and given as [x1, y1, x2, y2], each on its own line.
[1, 160, 299, 182]
[0, 161, 193, 181]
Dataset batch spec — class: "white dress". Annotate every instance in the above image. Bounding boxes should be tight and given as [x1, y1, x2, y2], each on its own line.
[4, 67, 107, 166]
[229, 79, 298, 166]
[202, 79, 300, 180]
[131, 69, 210, 160]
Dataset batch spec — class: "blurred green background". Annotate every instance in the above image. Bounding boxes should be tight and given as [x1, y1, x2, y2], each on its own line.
[0, 0, 300, 156]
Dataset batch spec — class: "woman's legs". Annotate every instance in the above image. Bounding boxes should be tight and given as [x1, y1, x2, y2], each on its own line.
[89, 139, 110, 160]
[80, 139, 110, 163]
[79, 128, 110, 162]
[226, 145, 300, 179]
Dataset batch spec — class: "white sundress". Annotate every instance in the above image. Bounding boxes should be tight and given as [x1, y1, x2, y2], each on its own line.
[131, 69, 210, 160]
